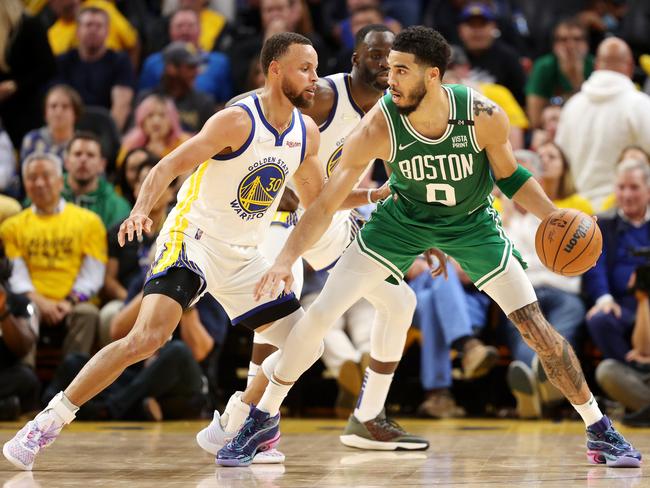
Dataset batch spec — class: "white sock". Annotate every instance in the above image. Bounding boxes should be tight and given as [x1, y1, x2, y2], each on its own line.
[220, 391, 250, 434]
[572, 394, 603, 427]
[257, 377, 292, 416]
[354, 369, 394, 422]
[247, 362, 260, 387]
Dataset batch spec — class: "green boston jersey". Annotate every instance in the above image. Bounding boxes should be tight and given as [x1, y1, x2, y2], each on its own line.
[379, 84, 494, 218]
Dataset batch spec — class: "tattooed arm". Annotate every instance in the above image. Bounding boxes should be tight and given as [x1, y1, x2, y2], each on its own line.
[508, 302, 591, 405]
[474, 92, 556, 221]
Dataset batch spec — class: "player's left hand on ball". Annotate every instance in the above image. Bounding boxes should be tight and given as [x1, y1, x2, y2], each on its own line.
[254, 262, 294, 301]
[424, 248, 448, 279]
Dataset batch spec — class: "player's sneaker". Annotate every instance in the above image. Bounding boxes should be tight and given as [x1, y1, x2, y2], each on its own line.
[196, 410, 285, 464]
[216, 406, 281, 467]
[196, 410, 230, 455]
[339, 410, 429, 451]
[3, 392, 76, 471]
[586, 416, 642, 467]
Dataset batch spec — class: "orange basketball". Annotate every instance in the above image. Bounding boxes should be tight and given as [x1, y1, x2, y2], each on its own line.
[534, 209, 602, 276]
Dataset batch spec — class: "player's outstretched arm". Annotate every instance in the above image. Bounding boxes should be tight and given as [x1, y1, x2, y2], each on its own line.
[476, 92, 557, 221]
[254, 105, 389, 299]
[118, 107, 252, 246]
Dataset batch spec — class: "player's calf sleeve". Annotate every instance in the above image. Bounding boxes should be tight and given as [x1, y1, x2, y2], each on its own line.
[274, 300, 331, 382]
[367, 280, 417, 363]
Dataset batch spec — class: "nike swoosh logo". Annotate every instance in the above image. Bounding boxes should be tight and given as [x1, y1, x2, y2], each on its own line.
[398, 141, 416, 150]
[258, 136, 273, 143]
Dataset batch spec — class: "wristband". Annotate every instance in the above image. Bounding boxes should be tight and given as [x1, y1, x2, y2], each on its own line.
[496, 164, 533, 199]
[65, 291, 89, 306]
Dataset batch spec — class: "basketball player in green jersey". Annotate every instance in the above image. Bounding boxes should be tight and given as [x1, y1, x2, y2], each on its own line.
[242, 26, 641, 466]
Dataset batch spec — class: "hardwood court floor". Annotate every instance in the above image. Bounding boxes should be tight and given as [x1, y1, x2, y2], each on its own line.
[0, 418, 647, 488]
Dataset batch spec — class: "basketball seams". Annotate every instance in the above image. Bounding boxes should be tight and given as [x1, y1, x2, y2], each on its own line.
[560, 218, 598, 273]
[537, 216, 551, 267]
[551, 211, 579, 272]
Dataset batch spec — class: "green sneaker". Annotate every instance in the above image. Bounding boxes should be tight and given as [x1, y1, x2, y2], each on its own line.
[339, 410, 429, 451]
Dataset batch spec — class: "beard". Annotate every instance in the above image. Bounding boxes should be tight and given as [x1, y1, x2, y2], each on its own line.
[359, 65, 388, 92]
[281, 78, 313, 109]
[73, 175, 95, 187]
[394, 82, 427, 115]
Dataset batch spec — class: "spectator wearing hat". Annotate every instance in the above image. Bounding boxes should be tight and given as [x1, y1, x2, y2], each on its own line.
[457, 2, 526, 105]
[137, 42, 215, 133]
[138, 8, 232, 105]
[526, 19, 594, 129]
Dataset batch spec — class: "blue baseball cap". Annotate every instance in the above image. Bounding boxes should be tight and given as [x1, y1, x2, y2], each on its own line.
[459, 3, 496, 23]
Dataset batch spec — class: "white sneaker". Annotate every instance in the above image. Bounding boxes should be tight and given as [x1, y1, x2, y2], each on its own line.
[3, 418, 62, 471]
[3, 392, 76, 471]
[196, 410, 230, 455]
[196, 410, 285, 464]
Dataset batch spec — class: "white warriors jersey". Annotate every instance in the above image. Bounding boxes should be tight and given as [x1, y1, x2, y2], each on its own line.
[298, 73, 370, 269]
[318, 72, 366, 178]
[162, 93, 307, 247]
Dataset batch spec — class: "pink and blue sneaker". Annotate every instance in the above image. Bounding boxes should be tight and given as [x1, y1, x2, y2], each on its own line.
[216, 405, 280, 467]
[586, 416, 642, 467]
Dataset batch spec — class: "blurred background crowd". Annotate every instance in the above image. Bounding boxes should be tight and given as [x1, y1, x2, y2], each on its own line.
[1, 0, 650, 428]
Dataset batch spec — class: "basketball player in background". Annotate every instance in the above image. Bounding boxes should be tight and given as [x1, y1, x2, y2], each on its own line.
[225, 26, 641, 468]
[2, 32, 379, 472]
[198, 24, 441, 462]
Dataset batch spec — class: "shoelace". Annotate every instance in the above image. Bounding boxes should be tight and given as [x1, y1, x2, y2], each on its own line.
[228, 417, 258, 450]
[23, 422, 59, 451]
[376, 416, 406, 435]
[602, 429, 631, 449]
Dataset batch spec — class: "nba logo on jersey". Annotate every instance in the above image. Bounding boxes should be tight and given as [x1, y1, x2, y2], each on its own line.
[230, 161, 288, 220]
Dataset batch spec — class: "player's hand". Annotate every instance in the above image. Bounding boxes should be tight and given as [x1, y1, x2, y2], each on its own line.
[424, 248, 448, 279]
[254, 261, 294, 301]
[118, 213, 153, 247]
[586, 299, 622, 320]
[372, 182, 391, 203]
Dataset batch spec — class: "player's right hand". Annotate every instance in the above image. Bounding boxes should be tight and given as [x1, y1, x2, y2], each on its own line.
[118, 213, 153, 247]
[254, 262, 294, 301]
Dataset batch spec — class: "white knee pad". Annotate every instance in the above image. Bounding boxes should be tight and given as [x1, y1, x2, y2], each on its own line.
[261, 349, 282, 379]
[367, 280, 417, 363]
[256, 307, 305, 348]
[481, 259, 537, 316]
[262, 342, 325, 381]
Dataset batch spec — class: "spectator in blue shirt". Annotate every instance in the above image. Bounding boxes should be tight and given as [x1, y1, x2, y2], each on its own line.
[585, 158, 650, 361]
[138, 8, 232, 106]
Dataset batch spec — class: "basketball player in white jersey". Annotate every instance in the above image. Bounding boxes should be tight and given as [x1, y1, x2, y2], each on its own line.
[198, 26, 435, 466]
[2, 32, 377, 472]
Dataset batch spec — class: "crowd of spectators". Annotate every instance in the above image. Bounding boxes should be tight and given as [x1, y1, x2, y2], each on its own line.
[1, 0, 650, 425]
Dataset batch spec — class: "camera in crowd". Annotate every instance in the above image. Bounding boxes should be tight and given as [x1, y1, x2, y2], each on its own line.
[631, 247, 650, 293]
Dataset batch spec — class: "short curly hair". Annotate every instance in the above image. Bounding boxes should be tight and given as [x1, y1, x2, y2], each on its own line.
[392, 26, 450, 77]
[260, 32, 313, 75]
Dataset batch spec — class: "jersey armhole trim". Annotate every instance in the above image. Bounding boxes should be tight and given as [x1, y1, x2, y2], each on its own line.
[467, 89, 482, 153]
[379, 98, 396, 162]
[211, 103, 255, 160]
[318, 77, 338, 133]
[298, 110, 307, 164]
